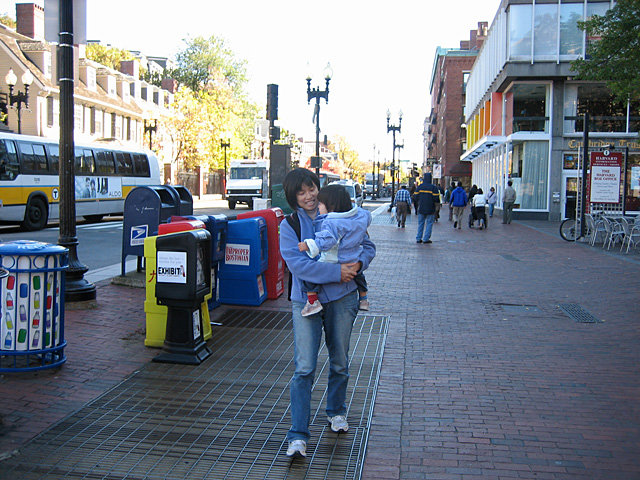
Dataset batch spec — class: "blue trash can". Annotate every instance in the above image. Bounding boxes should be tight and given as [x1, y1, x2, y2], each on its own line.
[0, 240, 68, 372]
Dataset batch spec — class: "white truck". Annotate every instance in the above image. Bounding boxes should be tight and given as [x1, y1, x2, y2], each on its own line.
[364, 172, 382, 199]
[226, 160, 268, 209]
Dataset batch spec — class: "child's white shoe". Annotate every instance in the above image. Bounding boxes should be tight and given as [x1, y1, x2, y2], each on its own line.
[301, 300, 323, 317]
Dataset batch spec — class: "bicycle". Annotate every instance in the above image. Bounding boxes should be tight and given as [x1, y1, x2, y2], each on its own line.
[559, 217, 582, 242]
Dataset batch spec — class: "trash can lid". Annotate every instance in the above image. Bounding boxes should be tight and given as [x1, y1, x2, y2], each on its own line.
[0, 240, 68, 256]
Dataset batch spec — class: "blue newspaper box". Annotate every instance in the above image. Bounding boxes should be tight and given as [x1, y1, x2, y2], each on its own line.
[121, 185, 180, 276]
[218, 217, 268, 306]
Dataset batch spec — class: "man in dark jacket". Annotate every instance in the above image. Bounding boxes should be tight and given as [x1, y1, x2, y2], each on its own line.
[415, 173, 440, 244]
[449, 181, 468, 229]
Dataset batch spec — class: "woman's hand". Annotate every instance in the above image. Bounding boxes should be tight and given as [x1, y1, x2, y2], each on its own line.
[340, 262, 362, 283]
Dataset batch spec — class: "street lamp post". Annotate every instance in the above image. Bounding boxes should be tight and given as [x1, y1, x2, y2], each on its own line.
[306, 62, 333, 177]
[5, 68, 33, 134]
[144, 119, 157, 150]
[220, 135, 230, 200]
[386, 109, 403, 201]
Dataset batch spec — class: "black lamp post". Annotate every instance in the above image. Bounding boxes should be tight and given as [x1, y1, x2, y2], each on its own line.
[386, 109, 403, 200]
[221, 135, 230, 200]
[376, 161, 381, 199]
[5, 68, 33, 134]
[306, 62, 333, 177]
[144, 119, 157, 150]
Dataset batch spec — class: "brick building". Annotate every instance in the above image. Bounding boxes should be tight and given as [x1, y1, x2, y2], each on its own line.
[425, 22, 487, 189]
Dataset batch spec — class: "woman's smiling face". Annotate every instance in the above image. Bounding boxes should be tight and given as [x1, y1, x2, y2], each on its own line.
[296, 182, 319, 215]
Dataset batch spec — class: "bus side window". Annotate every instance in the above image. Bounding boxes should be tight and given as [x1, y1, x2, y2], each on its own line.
[96, 151, 115, 174]
[0, 139, 19, 180]
[115, 152, 133, 175]
[83, 149, 96, 174]
[133, 153, 150, 177]
[33, 144, 48, 172]
[18, 143, 37, 172]
[47, 144, 59, 174]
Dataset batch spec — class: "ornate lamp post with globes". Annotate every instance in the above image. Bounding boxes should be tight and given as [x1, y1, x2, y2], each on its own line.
[306, 62, 333, 177]
[386, 109, 403, 201]
[5, 68, 33, 134]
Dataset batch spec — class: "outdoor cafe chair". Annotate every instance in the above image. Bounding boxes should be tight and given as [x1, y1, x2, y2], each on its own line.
[603, 217, 625, 250]
[620, 217, 640, 253]
[586, 213, 607, 246]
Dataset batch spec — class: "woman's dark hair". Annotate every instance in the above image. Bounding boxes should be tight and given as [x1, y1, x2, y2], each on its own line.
[477, 188, 483, 194]
[317, 184, 352, 213]
[283, 168, 320, 210]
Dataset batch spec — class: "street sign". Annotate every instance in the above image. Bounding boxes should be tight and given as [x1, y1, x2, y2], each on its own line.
[589, 151, 623, 204]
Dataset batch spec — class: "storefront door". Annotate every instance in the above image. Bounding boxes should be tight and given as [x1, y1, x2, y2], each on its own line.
[562, 174, 578, 219]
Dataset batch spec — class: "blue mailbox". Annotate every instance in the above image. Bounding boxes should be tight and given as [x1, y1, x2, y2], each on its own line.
[121, 185, 181, 276]
[218, 217, 268, 306]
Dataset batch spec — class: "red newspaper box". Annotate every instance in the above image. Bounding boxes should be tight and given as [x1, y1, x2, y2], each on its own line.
[237, 207, 284, 299]
[158, 217, 206, 236]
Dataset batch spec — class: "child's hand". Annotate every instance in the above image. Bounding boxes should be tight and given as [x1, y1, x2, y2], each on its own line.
[298, 242, 309, 252]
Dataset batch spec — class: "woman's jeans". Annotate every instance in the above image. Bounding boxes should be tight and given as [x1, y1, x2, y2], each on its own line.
[288, 290, 358, 442]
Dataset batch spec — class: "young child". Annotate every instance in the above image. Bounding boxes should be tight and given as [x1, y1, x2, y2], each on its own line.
[298, 184, 372, 317]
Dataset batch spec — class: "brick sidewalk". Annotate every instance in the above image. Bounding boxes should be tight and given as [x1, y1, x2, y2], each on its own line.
[1, 213, 639, 478]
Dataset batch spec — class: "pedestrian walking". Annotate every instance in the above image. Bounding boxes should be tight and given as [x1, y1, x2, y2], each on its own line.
[468, 184, 478, 228]
[414, 173, 440, 243]
[409, 183, 419, 214]
[393, 185, 412, 228]
[443, 182, 455, 222]
[487, 186, 497, 217]
[502, 180, 516, 224]
[472, 188, 488, 229]
[279, 168, 376, 459]
[449, 181, 468, 229]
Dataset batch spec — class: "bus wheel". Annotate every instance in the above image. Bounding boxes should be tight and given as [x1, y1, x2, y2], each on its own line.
[247, 199, 253, 209]
[228, 200, 236, 209]
[23, 197, 48, 231]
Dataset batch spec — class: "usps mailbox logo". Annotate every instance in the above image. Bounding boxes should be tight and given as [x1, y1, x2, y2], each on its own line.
[157, 251, 187, 283]
[225, 243, 250, 266]
[130, 225, 148, 246]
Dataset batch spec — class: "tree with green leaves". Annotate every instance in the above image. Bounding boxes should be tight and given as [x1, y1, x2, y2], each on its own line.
[0, 13, 16, 29]
[167, 36, 257, 169]
[86, 43, 137, 73]
[571, 0, 640, 103]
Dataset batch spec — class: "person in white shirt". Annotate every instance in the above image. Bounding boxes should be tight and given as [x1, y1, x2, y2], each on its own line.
[472, 188, 488, 229]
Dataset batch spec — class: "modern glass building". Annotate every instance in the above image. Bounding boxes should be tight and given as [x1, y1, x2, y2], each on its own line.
[462, 0, 639, 220]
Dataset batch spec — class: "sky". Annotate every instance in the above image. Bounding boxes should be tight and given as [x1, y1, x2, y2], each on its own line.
[0, 0, 498, 168]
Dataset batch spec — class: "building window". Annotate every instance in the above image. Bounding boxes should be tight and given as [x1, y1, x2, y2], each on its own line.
[509, 4, 532, 58]
[90, 107, 95, 135]
[95, 109, 103, 137]
[47, 97, 54, 127]
[534, 3, 558, 57]
[510, 141, 549, 210]
[512, 83, 549, 133]
[564, 84, 640, 134]
[560, 2, 583, 55]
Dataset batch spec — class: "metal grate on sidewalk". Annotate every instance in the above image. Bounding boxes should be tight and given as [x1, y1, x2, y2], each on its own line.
[0, 310, 389, 480]
[557, 303, 603, 323]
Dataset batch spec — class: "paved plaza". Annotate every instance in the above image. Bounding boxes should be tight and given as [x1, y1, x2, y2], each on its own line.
[1, 205, 639, 479]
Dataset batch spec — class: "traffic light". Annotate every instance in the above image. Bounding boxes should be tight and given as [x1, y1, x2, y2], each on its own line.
[266, 84, 278, 121]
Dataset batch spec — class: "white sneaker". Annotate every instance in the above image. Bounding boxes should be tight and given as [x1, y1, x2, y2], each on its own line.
[286, 439, 307, 458]
[301, 300, 323, 317]
[359, 299, 370, 311]
[327, 415, 349, 433]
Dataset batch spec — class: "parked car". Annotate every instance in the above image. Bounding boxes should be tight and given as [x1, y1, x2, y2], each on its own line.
[334, 180, 364, 208]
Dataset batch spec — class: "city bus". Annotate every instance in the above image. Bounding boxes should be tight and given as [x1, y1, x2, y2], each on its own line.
[0, 132, 161, 231]
[317, 171, 340, 187]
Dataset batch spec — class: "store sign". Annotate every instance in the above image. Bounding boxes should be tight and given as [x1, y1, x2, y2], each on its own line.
[590, 151, 623, 204]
